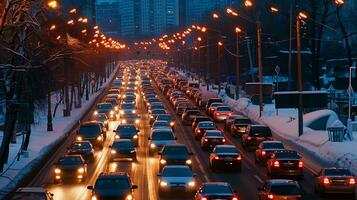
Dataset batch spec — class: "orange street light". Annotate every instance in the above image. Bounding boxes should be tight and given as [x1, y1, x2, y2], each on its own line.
[270, 6, 279, 13]
[67, 20, 74, 25]
[78, 17, 83, 22]
[50, 24, 56, 31]
[244, 0, 253, 7]
[201, 27, 207, 32]
[197, 37, 202, 42]
[235, 27, 242, 33]
[56, 35, 61, 40]
[212, 13, 219, 19]
[226, 8, 238, 16]
[69, 8, 77, 14]
[218, 41, 223, 46]
[298, 12, 308, 20]
[81, 29, 87, 33]
[335, 0, 344, 5]
[47, 0, 58, 9]
[226, 8, 233, 14]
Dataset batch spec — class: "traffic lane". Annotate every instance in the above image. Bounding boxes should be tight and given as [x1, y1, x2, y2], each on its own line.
[45, 120, 118, 200]
[154, 87, 262, 200]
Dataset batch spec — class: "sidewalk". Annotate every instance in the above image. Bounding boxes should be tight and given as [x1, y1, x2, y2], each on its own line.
[0, 63, 119, 198]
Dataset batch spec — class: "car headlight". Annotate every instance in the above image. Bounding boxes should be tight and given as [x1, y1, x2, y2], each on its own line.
[133, 135, 138, 139]
[135, 119, 139, 124]
[115, 106, 118, 110]
[77, 136, 82, 141]
[54, 168, 61, 174]
[121, 119, 126, 124]
[150, 143, 156, 148]
[97, 136, 103, 141]
[115, 134, 120, 139]
[123, 95, 126, 98]
[91, 195, 97, 200]
[120, 110, 124, 114]
[78, 167, 85, 173]
[132, 110, 136, 114]
[185, 159, 192, 165]
[170, 122, 175, 126]
[104, 121, 108, 124]
[110, 110, 114, 115]
[111, 150, 117, 154]
[130, 150, 136, 153]
[188, 181, 195, 187]
[160, 159, 166, 164]
[160, 181, 168, 187]
[94, 111, 98, 115]
[150, 115, 153, 119]
[126, 194, 133, 200]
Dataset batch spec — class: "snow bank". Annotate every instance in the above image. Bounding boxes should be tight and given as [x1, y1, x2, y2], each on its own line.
[0, 63, 119, 198]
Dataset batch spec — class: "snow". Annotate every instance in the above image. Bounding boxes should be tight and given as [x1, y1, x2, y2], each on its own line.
[0, 63, 119, 198]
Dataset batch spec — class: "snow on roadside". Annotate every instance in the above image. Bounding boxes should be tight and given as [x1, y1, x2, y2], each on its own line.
[0, 64, 119, 198]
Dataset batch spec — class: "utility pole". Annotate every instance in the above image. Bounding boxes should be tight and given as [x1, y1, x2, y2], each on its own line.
[206, 32, 210, 90]
[217, 41, 222, 94]
[296, 16, 304, 136]
[288, 1, 293, 91]
[257, 21, 263, 117]
[235, 28, 241, 99]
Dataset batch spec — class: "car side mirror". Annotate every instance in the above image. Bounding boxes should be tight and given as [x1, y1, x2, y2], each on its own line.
[87, 186, 94, 190]
[113, 130, 116, 132]
[193, 173, 197, 177]
[157, 173, 161, 177]
[109, 145, 112, 148]
[132, 185, 138, 189]
[189, 152, 194, 155]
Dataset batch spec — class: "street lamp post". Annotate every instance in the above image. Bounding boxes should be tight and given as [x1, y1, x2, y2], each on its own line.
[217, 41, 223, 94]
[235, 27, 241, 99]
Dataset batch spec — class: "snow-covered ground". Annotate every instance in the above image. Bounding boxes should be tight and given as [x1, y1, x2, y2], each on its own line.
[0, 64, 119, 198]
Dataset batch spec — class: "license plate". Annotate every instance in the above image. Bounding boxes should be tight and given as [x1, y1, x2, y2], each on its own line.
[224, 157, 233, 161]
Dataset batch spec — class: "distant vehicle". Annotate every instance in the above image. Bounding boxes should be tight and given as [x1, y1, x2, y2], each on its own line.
[94, 103, 115, 120]
[156, 114, 175, 130]
[314, 168, 356, 196]
[109, 139, 137, 162]
[11, 187, 54, 200]
[195, 182, 239, 200]
[157, 165, 197, 195]
[120, 113, 140, 125]
[242, 125, 273, 150]
[225, 115, 242, 131]
[67, 141, 94, 162]
[201, 130, 226, 150]
[159, 144, 193, 170]
[255, 141, 285, 165]
[209, 145, 242, 172]
[267, 150, 304, 179]
[192, 116, 211, 130]
[258, 179, 302, 200]
[87, 172, 138, 200]
[194, 121, 216, 140]
[53, 155, 87, 183]
[93, 113, 109, 129]
[230, 117, 252, 137]
[205, 98, 223, 112]
[212, 106, 233, 122]
[152, 120, 172, 131]
[182, 110, 202, 125]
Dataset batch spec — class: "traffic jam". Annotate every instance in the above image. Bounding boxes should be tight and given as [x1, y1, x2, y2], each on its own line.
[44, 60, 355, 200]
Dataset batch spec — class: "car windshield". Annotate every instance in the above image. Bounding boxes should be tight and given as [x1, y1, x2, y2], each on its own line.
[96, 114, 107, 121]
[152, 131, 174, 140]
[162, 167, 192, 177]
[122, 104, 134, 109]
[95, 178, 130, 190]
[153, 121, 169, 127]
[205, 131, 222, 137]
[152, 110, 165, 114]
[217, 107, 231, 111]
[96, 104, 112, 110]
[187, 110, 200, 115]
[199, 122, 214, 128]
[113, 141, 135, 149]
[58, 156, 82, 165]
[215, 147, 238, 154]
[235, 119, 251, 124]
[270, 185, 300, 195]
[124, 96, 135, 101]
[250, 127, 272, 137]
[70, 142, 91, 150]
[262, 142, 284, 149]
[79, 125, 100, 137]
[163, 146, 189, 155]
[275, 151, 300, 159]
[122, 113, 137, 119]
[157, 115, 173, 121]
[325, 169, 352, 176]
[203, 185, 232, 194]
[210, 103, 223, 107]
[12, 193, 47, 200]
[195, 117, 210, 123]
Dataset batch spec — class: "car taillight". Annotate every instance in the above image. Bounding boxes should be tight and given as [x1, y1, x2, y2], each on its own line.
[235, 156, 242, 160]
[261, 151, 266, 156]
[232, 197, 238, 200]
[349, 178, 356, 184]
[215, 112, 221, 116]
[214, 156, 220, 160]
[204, 138, 208, 142]
[247, 136, 252, 140]
[267, 193, 274, 199]
[222, 138, 226, 142]
[298, 161, 303, 168]
[201, 198, 207, 200]
[323, 177, 330, 184]
[273, 161, 280, 167]
[228, 112, 232, 116]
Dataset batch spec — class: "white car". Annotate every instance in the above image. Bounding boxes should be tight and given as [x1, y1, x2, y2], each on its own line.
[158, 165, 197, 195]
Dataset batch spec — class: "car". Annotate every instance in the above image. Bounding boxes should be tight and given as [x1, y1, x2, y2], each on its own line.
[76, 121, 104, 148]
[67, 141, 95, 162]
[120, 113, 140, 125]
[148, 129, 177, 154]
[207, 102, 224, 116]
[12, 187, 54, 200]
[230, 117, 252, 137]
[156, 114, 175, 130]
[120, 103, 137, 115]
[182, 110, 202, 125]
[94, 102, 116, 120]
[242, 125, 273, 150]
[152, 120, 172, 131]
[209, 145, 242, 172]
[113, 124, 139, 146]
[205, 98, 223, 113]
[201, 130, 226, 150]
[267, 150, 304, 179]
[87, 172, 138, 200]
[159, 144, 193, 170]
[255, 141, 285, 165]
[109, 139, 137, 161]
[149, 109, 166, 123]
[225, 115, 242, 131]
[212, 106, 233, 122]
[123, 95, 136, 104]
[175, 102, 190, 116]
[314, 168, 356, 196]
[157, 165, 197, 195]
[53, 155, 87, 183]
[194, 121, 216, 140]
[192, 116, 211, 130]
[258, 179, 302, 200]
[194, 182, 239, 200]
[105, 98, 119, 108]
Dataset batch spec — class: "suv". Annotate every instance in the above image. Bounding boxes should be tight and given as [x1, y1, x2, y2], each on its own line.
[88, 172, 138, 200]
[242, 125, 273, 150]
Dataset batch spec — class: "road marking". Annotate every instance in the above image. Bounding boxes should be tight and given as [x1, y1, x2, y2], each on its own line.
[254, 175, 263, 184]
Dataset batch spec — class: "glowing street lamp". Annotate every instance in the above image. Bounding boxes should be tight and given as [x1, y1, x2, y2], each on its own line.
[50, 24, 56, 31]
[270, 6, 279, 13]
[212, 13, 219, 19]
[298, 12, 308, 20]
[244, 0, 253, 7]
[67, 20, 74, 25]
[218, 41, 223, 46]
[335, 0, 345, 6]
[197, 37, 202, 42]
[47, 0, 58, 9]
[69, 8, 77, 14]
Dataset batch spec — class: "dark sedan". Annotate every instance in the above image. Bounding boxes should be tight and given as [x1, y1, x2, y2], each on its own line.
[67, 141, 94, 162]
[114, 124, 139, 146]
[209, 145, 242, 172]
[53, 155, 87, 183]
[159, 144, 193, 170]
[195, 182, 239, 200]
[109, 139, 137, 162]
